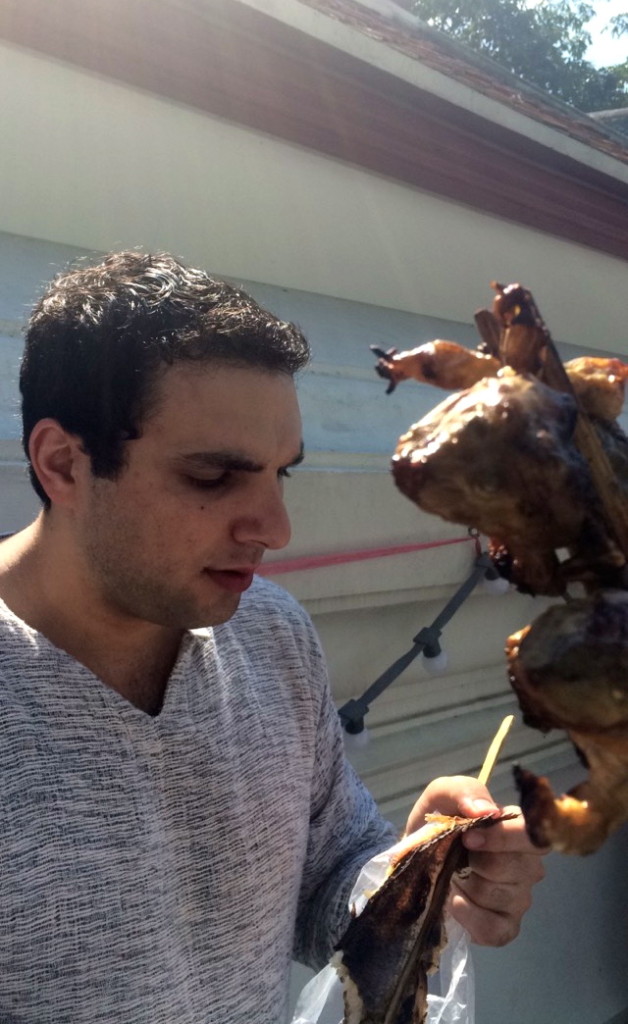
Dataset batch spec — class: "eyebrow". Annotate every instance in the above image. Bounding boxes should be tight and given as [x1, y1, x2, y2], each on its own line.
[178, 443, 305, 474]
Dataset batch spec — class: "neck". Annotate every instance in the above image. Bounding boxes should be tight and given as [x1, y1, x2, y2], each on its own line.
[0, 516, 183, 714]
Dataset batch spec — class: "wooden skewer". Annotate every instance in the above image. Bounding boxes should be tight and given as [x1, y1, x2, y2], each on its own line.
[473, 308, 501, 358]
[478, 714, 515, 786]
[539, 343, 628, 562]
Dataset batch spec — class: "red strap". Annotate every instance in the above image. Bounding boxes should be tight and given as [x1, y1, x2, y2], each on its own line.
[258, 535, 471, 576]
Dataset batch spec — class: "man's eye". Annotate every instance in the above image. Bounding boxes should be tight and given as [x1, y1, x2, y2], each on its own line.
[278, 467, 292, 479]
[186, 474, 230, 490]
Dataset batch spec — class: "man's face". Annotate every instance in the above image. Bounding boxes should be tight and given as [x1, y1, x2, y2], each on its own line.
[76, 362, 303, 629]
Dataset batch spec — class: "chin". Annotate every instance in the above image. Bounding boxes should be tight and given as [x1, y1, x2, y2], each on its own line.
[188, 594, 242, 629]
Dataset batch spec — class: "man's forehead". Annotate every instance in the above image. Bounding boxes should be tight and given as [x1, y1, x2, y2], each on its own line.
[148, 361, 301, 415]
[143, 363, 302, 458]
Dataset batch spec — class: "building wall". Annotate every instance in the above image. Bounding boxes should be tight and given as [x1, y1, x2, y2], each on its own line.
[1, 33, 628, 1024]
[2, 231, 628, 1024]
[1, 40, 627, 350]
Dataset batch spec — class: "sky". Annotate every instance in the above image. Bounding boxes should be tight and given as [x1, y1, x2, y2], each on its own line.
[582, 0, 626, 67]
[522, 0, 626, 66]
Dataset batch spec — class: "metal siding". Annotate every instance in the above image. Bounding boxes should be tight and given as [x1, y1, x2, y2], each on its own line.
[2, 234, 627, 1024]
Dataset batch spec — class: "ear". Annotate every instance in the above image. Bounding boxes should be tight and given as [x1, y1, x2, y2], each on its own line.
[28, 418, 89, 508]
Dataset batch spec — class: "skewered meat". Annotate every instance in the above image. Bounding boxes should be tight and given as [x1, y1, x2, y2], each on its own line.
[376, 282, 628, 854]
[566, 357, 628, 422]
[333, 813, 506, 1024]
[297, 720, 514, 1024]
[392, 369, 623, 596]
[374, 342, 628, 423]
[372, 341, 500, 393]
[507, 592, 628, 854]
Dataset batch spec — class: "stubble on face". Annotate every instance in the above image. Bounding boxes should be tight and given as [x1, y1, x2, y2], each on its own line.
[74, 364, 302, 632]
[81, 475, 240, 630]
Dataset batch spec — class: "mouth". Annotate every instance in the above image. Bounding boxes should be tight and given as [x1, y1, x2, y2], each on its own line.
[203, 568, 257, 594]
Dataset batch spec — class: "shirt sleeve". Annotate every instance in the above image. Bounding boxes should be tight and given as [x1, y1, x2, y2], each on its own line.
[291, 621, 397, 969]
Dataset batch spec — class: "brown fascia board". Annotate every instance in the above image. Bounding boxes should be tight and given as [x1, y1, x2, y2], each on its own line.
[301, 0, 628, 164]
[1, 0, 627, 260]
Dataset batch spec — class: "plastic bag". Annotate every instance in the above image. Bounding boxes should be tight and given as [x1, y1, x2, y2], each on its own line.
[291, 828, 475, 1024]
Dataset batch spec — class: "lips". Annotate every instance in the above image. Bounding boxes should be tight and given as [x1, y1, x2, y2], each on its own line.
[203, 568, 256, 594]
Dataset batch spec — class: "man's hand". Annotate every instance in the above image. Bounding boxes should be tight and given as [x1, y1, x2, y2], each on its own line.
[405, 775, 547, 948]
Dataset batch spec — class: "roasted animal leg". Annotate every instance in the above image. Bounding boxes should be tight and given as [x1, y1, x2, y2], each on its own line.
[507, 592, 628, 854]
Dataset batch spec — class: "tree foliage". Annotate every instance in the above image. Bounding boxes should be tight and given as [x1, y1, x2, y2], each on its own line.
[409, 0, 628, 112]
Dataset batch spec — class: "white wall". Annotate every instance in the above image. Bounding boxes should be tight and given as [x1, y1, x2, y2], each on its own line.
[1, 41, 628, 351]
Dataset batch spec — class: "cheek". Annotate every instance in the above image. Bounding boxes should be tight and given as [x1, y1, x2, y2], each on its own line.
[122, 482, 231, 551]
[150, 500, 226, 545]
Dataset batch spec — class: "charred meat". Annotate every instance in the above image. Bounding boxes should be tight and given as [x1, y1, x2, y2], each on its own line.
[376, 282, 628, 854]
[392, 370, 599, 596]
[507, 592, 628, 854]
[334, 814, 505, 1024]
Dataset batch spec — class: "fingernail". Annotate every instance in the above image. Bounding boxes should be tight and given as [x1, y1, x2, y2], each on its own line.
[469, 798, 497, 813]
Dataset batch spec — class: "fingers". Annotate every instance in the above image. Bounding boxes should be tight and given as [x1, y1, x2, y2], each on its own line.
[464, 847, 546, 887]
[448, 887, 525, 947]
[405, 778, 548, 948]
[448, 858, 542, 946]
[451, 810, 547, 947]
[405, 776, 500, 835]
[462, 807, 551, 855]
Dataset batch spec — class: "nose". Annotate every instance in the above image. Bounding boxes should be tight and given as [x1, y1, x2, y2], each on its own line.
[231, 480, 292, 551]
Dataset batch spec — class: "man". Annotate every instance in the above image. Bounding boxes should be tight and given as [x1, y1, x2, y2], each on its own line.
[0, 251, 544, 1022]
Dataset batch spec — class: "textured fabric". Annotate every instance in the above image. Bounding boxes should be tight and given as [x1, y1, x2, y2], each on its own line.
[0, 577, 395, 1024]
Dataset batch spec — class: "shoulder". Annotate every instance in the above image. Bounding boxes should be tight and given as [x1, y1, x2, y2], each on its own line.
[0, 597, 46, 657]
[206, 576, 328, 697]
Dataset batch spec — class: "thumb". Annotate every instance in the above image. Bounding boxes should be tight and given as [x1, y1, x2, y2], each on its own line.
[405, 775, 501, 835]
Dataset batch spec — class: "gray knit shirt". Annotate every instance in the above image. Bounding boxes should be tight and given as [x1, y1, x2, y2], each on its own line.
[0, 577, 395, 1023]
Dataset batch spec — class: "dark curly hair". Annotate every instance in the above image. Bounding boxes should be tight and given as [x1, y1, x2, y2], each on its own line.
[20, 251, 310, 505]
